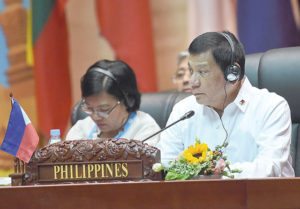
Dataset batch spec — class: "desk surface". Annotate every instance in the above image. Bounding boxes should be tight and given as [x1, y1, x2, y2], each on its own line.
[1, 178, 300, 209]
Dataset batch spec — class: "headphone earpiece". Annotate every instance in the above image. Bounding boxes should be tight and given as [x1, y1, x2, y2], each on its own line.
[219, 32, 241, 83]
[225, 63, 240, 82]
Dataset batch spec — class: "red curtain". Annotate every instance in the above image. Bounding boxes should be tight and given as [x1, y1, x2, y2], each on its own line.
[95, 0, 157, 92]
[33, 0, 71, 138]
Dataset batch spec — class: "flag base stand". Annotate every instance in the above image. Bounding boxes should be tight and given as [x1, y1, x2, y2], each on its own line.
[10, 173, 25, 186]
[9, 158, 26, 186]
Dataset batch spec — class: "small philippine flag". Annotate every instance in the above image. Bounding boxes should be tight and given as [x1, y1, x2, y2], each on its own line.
[0, 98, 39, 163]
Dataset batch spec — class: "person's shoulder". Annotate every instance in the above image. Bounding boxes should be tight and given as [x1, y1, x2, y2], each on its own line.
[249, 86, 289, 114]
[244, 78, 285, 104]
[66, 116, 95, 140]
[253, 87, 287, 104]
[174, 95, 199, 110]
[136, 111, 158, 122]
[71, 116, 95, 130]
[135, 111, 160, 129]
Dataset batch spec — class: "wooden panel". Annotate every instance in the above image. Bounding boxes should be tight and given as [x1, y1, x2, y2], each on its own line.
[0, 179, 246, 209]
[247, 178, 300, 209]
[2, 178, 300, 209]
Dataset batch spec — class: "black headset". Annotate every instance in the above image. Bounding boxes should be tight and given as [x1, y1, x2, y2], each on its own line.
[91, 67, 132, 108]
[219, 32, 241, 83]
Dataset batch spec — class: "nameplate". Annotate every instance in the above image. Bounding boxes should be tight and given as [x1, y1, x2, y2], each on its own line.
[37, 160, 143, 183]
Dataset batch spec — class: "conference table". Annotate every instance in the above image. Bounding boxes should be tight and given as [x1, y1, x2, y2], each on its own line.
[0, 178, 300, 209]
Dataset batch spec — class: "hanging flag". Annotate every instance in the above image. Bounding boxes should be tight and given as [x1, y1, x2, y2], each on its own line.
[96, 0, 157, 92]
[237, 0, 300, 54]
[26, 0, 34, 67]
[0, 97, 39, 163]
[30, 0, 71, 138]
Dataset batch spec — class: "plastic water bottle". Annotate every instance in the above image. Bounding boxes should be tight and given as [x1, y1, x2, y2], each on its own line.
[49, 129, 62, 144]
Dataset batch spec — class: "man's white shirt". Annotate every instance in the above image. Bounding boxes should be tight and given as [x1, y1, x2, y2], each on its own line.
[159, 78, 295, 178]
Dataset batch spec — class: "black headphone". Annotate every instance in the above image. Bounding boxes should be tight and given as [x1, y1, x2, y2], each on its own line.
[91, 67, 132, 108]
[219, 32, 241, 83]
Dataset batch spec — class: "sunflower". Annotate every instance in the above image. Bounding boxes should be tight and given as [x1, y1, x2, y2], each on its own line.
[182, 141, 209, 163]
[154, 139, 242, 180]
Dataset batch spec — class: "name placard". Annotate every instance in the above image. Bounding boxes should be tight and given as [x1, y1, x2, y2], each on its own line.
[37, 160, 143, 183]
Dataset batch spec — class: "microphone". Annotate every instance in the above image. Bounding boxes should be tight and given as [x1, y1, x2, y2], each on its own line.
[142, 110, 195, 143]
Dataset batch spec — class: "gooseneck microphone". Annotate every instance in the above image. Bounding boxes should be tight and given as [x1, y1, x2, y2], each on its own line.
[142, 110, 195, 143]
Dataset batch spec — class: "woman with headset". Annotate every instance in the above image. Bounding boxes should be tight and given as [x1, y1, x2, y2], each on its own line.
[66, 60, 160, 146]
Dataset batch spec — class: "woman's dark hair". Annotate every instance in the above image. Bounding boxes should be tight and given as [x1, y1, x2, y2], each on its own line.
[81, 60, 141, 112]
[188, 31, 245, 80]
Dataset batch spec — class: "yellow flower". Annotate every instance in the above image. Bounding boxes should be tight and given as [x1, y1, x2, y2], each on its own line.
[206, 150, 214, 160]
[182, 141, 209, 163]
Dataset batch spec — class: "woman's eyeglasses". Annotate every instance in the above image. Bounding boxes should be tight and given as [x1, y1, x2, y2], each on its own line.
[81, 101, 120, 119]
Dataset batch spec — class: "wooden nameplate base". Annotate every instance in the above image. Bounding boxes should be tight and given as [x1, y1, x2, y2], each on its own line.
[10, 138, 162, 185]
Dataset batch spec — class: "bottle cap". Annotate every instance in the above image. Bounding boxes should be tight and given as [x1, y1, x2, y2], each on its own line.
[50, 129, 60, 137]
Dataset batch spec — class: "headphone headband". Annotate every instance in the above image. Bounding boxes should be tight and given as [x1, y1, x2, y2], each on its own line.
[91, 67, 117, 82]
[218, 32, 241, 83]
[90, 67, 132, 108]
[219, 32, 235, 65]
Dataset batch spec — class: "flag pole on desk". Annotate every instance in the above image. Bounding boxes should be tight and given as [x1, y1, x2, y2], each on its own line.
[8, 93, 22, 173]
[0, 94, 39, 164]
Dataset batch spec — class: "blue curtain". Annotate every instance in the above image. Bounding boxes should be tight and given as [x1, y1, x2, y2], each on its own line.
[237, 0, 300, 54]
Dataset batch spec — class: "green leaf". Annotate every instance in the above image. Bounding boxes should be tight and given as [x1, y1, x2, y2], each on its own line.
[165, 171, 190, 180]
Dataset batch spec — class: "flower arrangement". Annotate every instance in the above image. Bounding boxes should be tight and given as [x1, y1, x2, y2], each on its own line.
[153, 139, 241, 180]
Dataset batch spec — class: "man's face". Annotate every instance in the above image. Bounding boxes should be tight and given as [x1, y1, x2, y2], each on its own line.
[173, 57, 191, 93]
[189, 51, 227, 110]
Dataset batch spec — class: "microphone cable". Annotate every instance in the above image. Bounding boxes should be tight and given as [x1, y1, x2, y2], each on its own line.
[219, 82, 229, 147]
